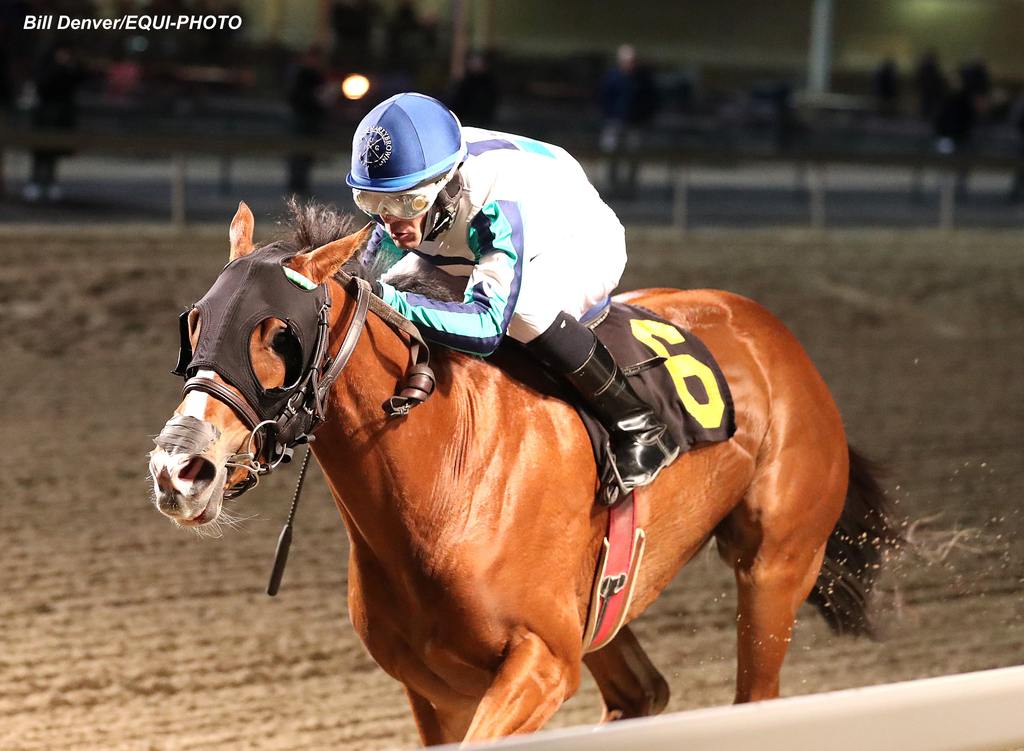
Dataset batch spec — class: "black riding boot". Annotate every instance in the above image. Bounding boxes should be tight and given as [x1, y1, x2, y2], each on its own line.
[527, 312, 679, 494]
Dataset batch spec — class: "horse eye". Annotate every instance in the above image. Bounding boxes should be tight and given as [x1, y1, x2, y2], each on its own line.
[271, 330, 290, 352]
[267, 326, 303, 389]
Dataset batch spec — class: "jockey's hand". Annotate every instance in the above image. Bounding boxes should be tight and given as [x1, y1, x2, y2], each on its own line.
[371, 280, 384, 298]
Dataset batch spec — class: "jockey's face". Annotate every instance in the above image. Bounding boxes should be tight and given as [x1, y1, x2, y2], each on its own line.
[381, 212, 427, 249]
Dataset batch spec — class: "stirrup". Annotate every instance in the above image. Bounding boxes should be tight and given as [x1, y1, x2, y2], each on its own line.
[600, 443, 630, 507]
[600, 436, 679, 506]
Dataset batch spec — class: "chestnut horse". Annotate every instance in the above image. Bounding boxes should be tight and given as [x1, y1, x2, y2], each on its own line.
[149, 202, 900, 746]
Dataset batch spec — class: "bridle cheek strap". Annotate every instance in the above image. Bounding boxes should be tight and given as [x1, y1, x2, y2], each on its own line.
[317, 276, 372, 403]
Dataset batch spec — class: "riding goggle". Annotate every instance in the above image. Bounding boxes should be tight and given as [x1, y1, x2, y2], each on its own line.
[352, 165, 457, 220]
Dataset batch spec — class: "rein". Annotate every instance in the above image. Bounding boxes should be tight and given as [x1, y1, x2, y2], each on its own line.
[179, 271, 436, 593]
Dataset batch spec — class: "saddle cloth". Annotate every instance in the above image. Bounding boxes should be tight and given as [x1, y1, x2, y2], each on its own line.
[494, 301, 736, 498]
[581, 302, 736, 496]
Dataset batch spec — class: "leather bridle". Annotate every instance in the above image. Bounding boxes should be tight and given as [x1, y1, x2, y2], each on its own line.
[180, 272, 436, 498]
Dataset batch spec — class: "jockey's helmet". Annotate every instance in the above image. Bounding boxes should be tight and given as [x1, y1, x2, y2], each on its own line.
[346, 92, 466, 194]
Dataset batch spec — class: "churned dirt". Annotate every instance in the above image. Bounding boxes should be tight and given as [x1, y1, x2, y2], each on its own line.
[1, 224, 1021, 750]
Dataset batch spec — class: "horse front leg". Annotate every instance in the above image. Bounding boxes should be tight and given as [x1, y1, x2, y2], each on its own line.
[461, 630, 577, 743]
[404, 686, 475, 746]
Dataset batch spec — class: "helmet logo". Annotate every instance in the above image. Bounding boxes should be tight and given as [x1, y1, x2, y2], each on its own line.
[358, 125, 393, 168]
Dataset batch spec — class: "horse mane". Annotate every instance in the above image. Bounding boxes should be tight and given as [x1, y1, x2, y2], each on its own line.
[275, 198, 460, 302]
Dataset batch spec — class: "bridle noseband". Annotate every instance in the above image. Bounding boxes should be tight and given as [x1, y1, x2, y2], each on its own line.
[178, 272, 435, 498]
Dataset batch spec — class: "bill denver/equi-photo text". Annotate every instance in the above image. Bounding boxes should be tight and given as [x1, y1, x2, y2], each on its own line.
[23, 14, 243, 32]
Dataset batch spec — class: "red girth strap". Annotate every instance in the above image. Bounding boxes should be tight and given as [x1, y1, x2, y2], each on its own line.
[582, 490, 647, 652]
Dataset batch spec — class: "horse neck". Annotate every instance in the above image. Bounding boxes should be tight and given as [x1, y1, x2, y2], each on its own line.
[310, 277, 468, 560]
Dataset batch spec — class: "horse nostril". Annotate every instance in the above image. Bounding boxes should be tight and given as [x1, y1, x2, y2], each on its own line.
[155, 467, 175, 493]
[177, 455, 217, 487]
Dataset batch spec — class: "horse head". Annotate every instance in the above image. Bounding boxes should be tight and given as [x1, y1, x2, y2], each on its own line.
[148, 201, 370, 531]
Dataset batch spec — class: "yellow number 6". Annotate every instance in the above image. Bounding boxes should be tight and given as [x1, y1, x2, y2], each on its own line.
[629, 319, 725, 430]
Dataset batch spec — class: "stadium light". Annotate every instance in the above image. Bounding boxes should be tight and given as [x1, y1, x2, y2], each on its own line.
[342, 74, 371, 100]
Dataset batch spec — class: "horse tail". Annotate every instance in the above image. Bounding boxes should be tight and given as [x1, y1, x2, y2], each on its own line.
[807, 447, 904, 638]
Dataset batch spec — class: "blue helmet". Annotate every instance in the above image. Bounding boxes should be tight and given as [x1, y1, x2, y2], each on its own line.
[346, 92, 466, 193]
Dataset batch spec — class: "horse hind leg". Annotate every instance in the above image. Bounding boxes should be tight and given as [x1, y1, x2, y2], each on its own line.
[730, 539, 828, 702]
[583, 624, 670, 721]
[717, 444, 848, 703]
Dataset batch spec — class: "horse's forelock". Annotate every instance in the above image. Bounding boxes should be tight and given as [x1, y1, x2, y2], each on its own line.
[283, 197, 361, 253]
[259, 198, 380, 282]
[271, 198, 452, 295]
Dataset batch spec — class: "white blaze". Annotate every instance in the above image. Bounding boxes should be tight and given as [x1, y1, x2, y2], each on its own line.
[181, 369, 217, 420]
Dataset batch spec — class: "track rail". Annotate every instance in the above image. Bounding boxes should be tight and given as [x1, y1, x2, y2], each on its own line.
[444, 666, 1024, 751]
[2, 125, 1018, 229]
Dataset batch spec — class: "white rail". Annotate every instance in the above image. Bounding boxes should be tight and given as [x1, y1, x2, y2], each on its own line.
[447, 666, 1024, 751]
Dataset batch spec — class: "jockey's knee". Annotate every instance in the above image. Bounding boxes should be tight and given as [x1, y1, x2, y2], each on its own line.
[520, 311, 596, 372]
[507, 309, 564, 346]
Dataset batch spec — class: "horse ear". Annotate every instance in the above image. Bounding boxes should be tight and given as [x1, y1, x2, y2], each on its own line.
[297, 223, 374, 284]
[229, 201, 255, 260]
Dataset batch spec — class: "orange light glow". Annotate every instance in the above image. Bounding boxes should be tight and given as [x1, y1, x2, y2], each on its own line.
[342, 74, 370, 100]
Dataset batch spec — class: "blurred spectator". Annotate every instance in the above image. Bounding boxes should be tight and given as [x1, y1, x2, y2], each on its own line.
[914, 50, 947, 121]
[1008, 90, 1024, 202]
[331, 0, 378, 65]
[0, 44, 11, 114]
[749, 81, 797, 153]
[934, 80, 977, 197]
[599, 44, 659, 197]
[199, 0, 244, 65]
[389, 0, 427, 73]
[416, 8, 440, 57]
[448, 50, 499, 128]
[873, 57, 901, 116]
[0, 13, 13, 112]
[959, 59, 991, 101]
[286, 46, 330, 198]
[24, 43, 90, 203]
[932, 61, 995, 196]
[104, 49, 142, 104]
[1, 0, 32, 114]
[2, 0, 33, 59]
[934, 83, 975, 150]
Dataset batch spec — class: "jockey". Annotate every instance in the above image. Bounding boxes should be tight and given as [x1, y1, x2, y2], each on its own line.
[347, 92, 677, 492]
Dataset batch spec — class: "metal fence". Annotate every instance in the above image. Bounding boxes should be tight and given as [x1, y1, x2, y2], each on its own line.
[2, 126, 1021, 230]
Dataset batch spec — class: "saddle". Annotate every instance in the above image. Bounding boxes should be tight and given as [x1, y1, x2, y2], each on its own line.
[581, 301, 736, 502]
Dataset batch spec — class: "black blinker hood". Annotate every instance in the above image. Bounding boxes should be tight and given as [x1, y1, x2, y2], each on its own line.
[174, 243, 328, 426]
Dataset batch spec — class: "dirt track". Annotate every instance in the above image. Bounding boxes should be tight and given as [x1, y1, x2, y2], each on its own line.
[1, 224, 1022, 750]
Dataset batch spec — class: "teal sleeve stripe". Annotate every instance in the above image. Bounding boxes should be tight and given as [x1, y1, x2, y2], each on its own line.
[382, 281, 505, 341]
[511, 136, 556, 158]
[380, 201, 524, 356]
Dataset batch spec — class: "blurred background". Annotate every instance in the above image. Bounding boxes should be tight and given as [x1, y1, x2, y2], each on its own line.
[1, 3, 1022, 750]
[4, 0, 1024, 227]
